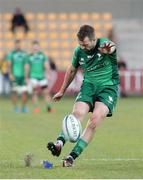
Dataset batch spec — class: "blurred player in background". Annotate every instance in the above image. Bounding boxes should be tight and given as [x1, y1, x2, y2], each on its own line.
[47, 25, 119, 167]
[25, 40, 53, 113]
[7, 39, 29, 113]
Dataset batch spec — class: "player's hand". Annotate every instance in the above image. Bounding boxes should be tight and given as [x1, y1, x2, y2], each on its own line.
[98, 42, 115, 54]
[52, 91, 64, 102]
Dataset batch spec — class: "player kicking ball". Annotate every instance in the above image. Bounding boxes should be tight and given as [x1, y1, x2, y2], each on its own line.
[47, 25, 119, 167]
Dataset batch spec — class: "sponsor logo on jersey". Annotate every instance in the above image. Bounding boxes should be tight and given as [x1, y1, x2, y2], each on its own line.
[79, 58, 85, 65]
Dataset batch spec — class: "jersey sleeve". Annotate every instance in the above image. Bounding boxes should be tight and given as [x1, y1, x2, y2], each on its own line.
[72, 46, 80, 68]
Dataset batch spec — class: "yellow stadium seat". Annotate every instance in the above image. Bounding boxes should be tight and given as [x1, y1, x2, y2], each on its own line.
[70, 23, 79, 30]
[71, 41, 78, 48]
[63, 60, 70, 68]
[62, 41, 70, 48]
[91, 13, 100, 20]
[4, 32, 14, 39]
[48, 23, 57, 30]
[37, 13, 46, 20]
[49, 51, 59, 58]
[27, 32, 36, 39]
[70, 32, 77, 39]
[15, 32, 25, 39]
[26, 13, 35, 21]
[59, 23, 68, 30]
[103, 23, 112, 30]
[0, 32, 2, 39]
[69, 13, 79, 20]
[38, 32, 47, 39]
[80, 13, 89, 21]
[94, 23, 101, 30]
[6, 41, 14, 49]
[50, 41, 59, 48]
[102, 13, 112, 20]
[49, 32, 58, 39]
[62, 51, 71, 58]
[96, 31, 103, 38]
[40, 41, 47, 48]
[47, 13, 57, 20]
[0, 51, 3, 59]
[59, 13, 68, 20]
[4, 22, 11, 30]
[60, 32, 69, 39]
[3, 13, 12, 20]
[38, 23, 46, 30]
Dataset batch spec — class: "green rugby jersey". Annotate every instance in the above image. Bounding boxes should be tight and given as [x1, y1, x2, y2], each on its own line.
[72, 38, 119, 86]
[27, 52, 48, 79]
[7, 50, 27, 77]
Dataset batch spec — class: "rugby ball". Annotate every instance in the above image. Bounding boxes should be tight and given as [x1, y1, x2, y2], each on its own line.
[62, 114, 82, 143]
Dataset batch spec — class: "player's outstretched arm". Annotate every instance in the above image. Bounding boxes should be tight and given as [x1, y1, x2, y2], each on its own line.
[53, 65, 77, 102]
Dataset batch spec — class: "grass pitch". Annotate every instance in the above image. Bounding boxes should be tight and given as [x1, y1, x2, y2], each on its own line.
[0, 96, 143, 179]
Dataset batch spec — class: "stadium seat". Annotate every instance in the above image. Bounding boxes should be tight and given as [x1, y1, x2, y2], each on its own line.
[40, 41, 47, 48]
[70, 23, 79, 30]
[96, 31, 103, 38]
[37, 13, 46, 20]
[0, 51, 3, 59]
[69, 13, 79, 20]
[3, 13, 12, 21]
[27, 32, 36, 39]
[38, 32, 47, 39]
[80, 13, 89, 21]
[15, 32, 25, 39]
[102, 13, 112, 20]
[49, 32, 58, 39]
[62, 41, 70, 48]
[48, 23, 57, 30]
[4, 32, 14, 39]
[94, 23, 101, 31]
[63, 60, 70, 68]
[49, 50, 59, 58]
[59, 13, 68, 20]
[47, 13, 57, 20]
[62, 51, 71, 58]
[6, 41, 14, 49]
[38, 23, 46, 30]
[103, 23, 112, 30]
[60, 32, 69, 39]
[59, 23, 68, 30]
[26, 13, 35, 21]
[50, 41, 59, 48]
[91, 13, 100, 20]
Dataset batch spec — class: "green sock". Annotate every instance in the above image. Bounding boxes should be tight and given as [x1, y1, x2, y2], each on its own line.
[57, 131, 67, 145]
[47, 104, 51, 109]
[70, 138, 88, 159]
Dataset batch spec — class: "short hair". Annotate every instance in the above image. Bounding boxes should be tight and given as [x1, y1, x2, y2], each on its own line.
[32, 40, 39, 45]
[77, 25, 95, 41]
[15, 39, 21, 44]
